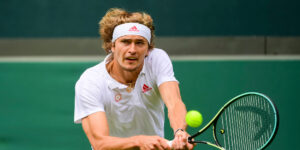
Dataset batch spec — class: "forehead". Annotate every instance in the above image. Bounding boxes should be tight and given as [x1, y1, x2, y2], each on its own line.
[117, 35, 147, 41]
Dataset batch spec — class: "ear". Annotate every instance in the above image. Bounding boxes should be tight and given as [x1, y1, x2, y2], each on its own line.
[111, 42, 115, 53]
[145, 49, 150, 57]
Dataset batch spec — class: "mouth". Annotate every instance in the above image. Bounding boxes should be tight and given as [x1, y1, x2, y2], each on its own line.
[125, 57, 138, 61]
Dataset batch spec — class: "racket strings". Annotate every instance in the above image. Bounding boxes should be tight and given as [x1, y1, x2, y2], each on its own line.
[216, 95, 276, 150]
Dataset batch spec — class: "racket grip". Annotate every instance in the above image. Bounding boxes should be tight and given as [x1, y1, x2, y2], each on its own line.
[167, 140, 173, 147]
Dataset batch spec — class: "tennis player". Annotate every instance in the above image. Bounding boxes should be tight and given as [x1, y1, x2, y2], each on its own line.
[74, 8, 194, 150]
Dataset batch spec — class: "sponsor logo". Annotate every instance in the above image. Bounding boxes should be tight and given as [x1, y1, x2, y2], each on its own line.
[128, 26, 139, 32]
[142, 84, 152, 93]
[115, 93, 122, 102]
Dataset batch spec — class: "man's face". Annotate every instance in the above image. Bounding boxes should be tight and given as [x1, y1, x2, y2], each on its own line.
[111, 35, 149, 72]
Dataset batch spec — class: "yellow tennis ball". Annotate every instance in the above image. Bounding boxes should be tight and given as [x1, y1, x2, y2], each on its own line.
[186, 110, 203, 128]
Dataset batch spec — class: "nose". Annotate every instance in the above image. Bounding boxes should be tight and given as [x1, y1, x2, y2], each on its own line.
[128, 43, 136, 54]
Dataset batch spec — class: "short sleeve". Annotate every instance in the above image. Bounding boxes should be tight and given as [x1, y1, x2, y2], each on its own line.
[150, 49, 178, 86]
[74, 70, 105, 124]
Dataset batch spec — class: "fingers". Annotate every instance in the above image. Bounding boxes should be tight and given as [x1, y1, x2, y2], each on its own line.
[176, 130, 187, 149]
[139, 134, 194, 150]
[187, 142, 195, 150]
[152, 137, 172, 150]
[149, 142, 164, 150]
[175, 134, 186, 149]
[172, 131, 196, 150]
[160, 139, 172, 150]
[138, 136, 172, 150]
[187, 137, 196, 150]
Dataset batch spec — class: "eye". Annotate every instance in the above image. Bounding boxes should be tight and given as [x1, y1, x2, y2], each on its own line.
[120, 39, 131, 44]
[136, 40, 145, 45]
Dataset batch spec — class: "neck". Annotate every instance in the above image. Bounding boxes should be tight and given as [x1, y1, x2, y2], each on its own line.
[106, 61, 141, 85]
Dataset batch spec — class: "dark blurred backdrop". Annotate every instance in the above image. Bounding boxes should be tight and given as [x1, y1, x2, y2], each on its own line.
[1, 0, 300, 56]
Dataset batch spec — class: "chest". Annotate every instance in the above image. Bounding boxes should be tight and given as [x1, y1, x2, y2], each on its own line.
[103, 73, 162, 114]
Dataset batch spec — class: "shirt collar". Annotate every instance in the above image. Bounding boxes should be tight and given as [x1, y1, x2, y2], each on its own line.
[104, 54, 147, 90]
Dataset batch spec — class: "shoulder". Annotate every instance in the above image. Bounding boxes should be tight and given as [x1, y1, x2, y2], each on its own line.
[148, 48, 169, 58]
[76, 62, 107, 88]
[146, 48, 171, 64]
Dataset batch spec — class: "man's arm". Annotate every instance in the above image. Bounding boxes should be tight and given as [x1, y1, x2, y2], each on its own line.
[159, 81, 194, 150]
[81, 111, 171, 150]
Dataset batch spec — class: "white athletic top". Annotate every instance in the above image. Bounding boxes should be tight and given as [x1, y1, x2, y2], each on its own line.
[74, 48, 177, 138]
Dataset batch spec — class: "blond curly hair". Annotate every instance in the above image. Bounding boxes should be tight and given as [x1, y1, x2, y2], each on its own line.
[99, 8, 155, 53]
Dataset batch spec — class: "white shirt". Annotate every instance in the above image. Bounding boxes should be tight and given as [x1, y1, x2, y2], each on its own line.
[74, 48, 177, 138]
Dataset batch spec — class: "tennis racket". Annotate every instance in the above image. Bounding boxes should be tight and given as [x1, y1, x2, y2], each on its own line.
[168, 92, 279, 150]
[188, 92, 279, 150]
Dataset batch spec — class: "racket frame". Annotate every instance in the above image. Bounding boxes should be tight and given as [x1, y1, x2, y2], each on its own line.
[188, 92, 279, 150]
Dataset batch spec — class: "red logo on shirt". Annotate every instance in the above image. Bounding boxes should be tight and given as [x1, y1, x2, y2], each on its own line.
[128, 26, 139, 32]
[115, 93, 122, 102]
[142, 84, 152, 93]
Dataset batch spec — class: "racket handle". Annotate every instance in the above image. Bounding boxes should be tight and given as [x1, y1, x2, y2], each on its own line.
[167, 140, 173, 147]
[188, 136, 193, 143]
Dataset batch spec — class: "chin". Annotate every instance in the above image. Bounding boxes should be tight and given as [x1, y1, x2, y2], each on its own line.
[121, 64, 140, 72]
[123, 67, 138, 72]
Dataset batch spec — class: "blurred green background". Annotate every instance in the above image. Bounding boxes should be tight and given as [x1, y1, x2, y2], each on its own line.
[1, 0, 300, 56]
[1, 60, 300, 149]
[1, 0, 300, 37]
[1, 0, 300, 149]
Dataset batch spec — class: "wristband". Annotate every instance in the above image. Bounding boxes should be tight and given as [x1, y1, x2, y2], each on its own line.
[174, 128, 184, 136]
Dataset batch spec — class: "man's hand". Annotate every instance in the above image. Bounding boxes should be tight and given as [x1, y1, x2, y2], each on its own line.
[171, 130, 194, 150]
[134, 135, 172, 150]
